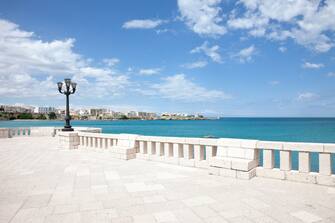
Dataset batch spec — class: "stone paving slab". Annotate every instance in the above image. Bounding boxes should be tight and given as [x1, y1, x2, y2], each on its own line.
[0, 137, 334, 223]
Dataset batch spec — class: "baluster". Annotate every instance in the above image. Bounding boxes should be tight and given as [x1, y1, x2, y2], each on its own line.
[108, 138, 113, 148]
[95, 138, 98, 148]
[113, 139, 117, 146]
[194, 145, 206, 167]
[183, 144, 193, 160]
[90, 137, 94, 147]
[139, 141, 147, 154]
[194, 145, 205, 161]
[298, 152, 310, 173]
[263, 149, 275, 169]
[206, 146, 216, 161]
[84, 136, 88, 148]
[173, 143, 183, 158]
[319, 153, 331, 175]
[155, 142, 163, 156]
[103, 138, 106, 148]
[280, 151, 292, 171]
[147, 141, 155, 155]
[98, 138, 102, 148]
[164, 143, 173, 157]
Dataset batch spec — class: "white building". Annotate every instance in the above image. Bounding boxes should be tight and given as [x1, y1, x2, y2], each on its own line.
[37, 107, 56, 114]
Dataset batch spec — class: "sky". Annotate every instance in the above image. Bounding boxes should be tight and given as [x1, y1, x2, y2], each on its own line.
[0, 0, 335, 117]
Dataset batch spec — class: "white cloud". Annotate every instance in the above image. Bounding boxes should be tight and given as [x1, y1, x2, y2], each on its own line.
[269, 80, 280, 86]
[227, 0, 335, 52]
[233, 45, 256, 63]
[302, 62, 324, 69]
[151, 74, 231, 102]
[182, 60, 208, 69]
[122, 19, 165, 29]
[138, 68, 161, 76]
[327, 72, 335, 77]
[103, 58, 120, 67]
[0, 19, 129, 99]
[297, 92, 319, 101]
[177, 0, 226, 36]
[191, 41, 222, 63]
[278, 46, 287, 53]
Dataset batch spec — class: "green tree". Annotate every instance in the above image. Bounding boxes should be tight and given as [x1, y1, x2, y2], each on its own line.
[37, 114, 47, 120]
[119, 115, 129, 120]
[48, 112, 57, 120]
[17, 113, 33, 119]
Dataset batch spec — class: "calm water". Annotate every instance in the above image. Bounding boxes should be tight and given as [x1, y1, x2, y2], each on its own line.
[1, 118, 335, 142]
[1, 118, 334, 172]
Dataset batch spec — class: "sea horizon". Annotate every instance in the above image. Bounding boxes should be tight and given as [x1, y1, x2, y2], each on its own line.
[2, 118, 335, 143]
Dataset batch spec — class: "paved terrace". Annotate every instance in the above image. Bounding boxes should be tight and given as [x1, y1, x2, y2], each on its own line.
[0, 137, 335, 223]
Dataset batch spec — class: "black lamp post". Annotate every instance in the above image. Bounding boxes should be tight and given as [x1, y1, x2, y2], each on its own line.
[57, 78, 77, 131]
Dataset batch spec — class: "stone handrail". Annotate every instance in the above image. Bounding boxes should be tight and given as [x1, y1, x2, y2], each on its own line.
[2, 127, 334, 186]
[256, 141, 335, 186]
[0, 127, 102, 138]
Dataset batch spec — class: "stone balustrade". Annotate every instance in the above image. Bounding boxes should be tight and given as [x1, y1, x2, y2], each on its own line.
[135, 136, 218, 168]
[67, 132, 335, 186]
[256, 141, 335, 186]
[1, 127, 334, 186]
[0, 127, 102, 138]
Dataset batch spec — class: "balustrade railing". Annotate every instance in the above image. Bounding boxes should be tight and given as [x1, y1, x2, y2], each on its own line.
[256, 141, 335, 185]
[70, 132, 334, 186]
[0, 127, 101, 138]
[9, 127, 31, 137]
[2, 127, 334, 186]
[135, 136, 218, 168]
[77, 132, 119, 149]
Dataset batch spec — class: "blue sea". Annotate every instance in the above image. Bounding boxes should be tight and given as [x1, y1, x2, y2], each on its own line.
[1, 118, 334, 172]
[1, 118, 335, 142]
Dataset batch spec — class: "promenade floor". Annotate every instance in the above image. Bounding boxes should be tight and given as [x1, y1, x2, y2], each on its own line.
[0, 137, 334, 223]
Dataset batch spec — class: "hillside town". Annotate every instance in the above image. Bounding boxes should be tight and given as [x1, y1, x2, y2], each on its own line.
[0, 104, 206, 121]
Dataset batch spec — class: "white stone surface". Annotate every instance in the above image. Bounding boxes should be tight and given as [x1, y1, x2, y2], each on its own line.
[290, 211, 322, 223]
[0, 137, 334, 223]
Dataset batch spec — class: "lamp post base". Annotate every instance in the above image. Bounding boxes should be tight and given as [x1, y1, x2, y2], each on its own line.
[62, 127, 74, 132]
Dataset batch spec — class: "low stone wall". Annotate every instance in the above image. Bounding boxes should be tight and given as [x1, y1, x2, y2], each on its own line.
[73, 131, 335, 187]
[0, 127, 102, 138]
[1, 126, 334, 187]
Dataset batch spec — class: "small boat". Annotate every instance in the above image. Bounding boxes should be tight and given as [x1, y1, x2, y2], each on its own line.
[203, 135, 217, 138]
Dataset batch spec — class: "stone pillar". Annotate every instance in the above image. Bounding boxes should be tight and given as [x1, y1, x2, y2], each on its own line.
[206, 146, 215, 162]
[263, 150, 275, 169]
[147, 141, 156, 160]
[194, 145, 207, 168]
[280, 151, 291, 171]
[180, 144, 195, 167]
[137, 141, 148, 160]
[319, 153, 331, 175]
[164, 143, 172, 157]
[173, 143, 183, 158]
[58, 132, 79, 150]
[298, 152, 310, 173]
[0, 128, 10, 138]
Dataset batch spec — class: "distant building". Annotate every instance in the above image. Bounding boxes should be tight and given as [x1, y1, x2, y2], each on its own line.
[37, 107, 56, 114]
[127, 111, 138, 118]
[78, 109, 89, 116]
[0, 105, 34, 113]
[90, 108, 106, 116]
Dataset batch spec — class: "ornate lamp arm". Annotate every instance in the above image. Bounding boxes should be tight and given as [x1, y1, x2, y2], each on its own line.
[70, 82, 77, 94]
[57, 82, 64, 94]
